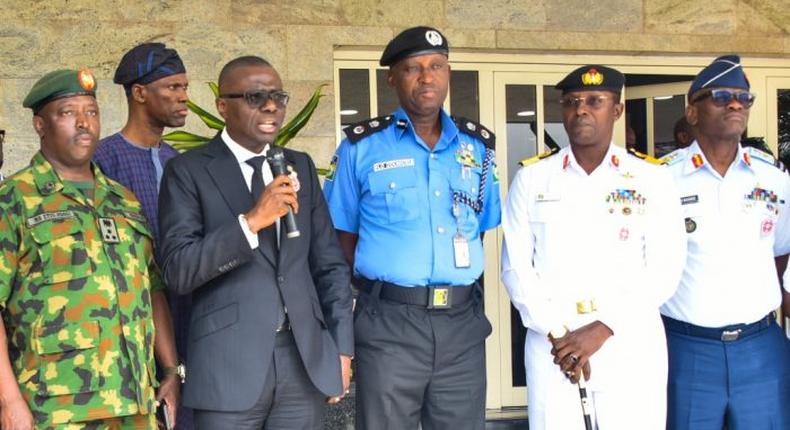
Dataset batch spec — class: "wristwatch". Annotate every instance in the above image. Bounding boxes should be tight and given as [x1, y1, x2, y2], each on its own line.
[163, 363, 186, 384]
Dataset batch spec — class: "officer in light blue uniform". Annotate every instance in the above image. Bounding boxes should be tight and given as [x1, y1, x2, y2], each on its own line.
[323, 26, 500, 430]
[660, 54, 790, 430]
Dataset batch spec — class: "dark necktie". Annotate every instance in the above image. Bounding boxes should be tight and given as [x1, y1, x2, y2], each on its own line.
[246, 156, 287, 330]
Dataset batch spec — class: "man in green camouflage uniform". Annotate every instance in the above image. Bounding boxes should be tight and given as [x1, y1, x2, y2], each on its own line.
[0, 69, 179, 429]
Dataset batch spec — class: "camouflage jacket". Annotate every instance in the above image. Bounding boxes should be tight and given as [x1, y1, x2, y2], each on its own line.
[0, 152, 163, 426]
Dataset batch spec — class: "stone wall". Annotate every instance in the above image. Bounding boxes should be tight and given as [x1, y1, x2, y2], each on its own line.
[1, 0, 788, 174]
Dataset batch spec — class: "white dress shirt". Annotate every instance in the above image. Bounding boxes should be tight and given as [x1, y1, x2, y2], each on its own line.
[660, 141, 790, 327]
[221, 128, 278, 249]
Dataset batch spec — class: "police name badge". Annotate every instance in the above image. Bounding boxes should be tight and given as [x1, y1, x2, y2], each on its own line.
[98, 217, 120, 243]
[453, 232, 471, 268]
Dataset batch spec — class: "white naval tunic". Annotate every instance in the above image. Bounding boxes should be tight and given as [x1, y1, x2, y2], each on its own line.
[660, 141, 790, 327]
[502, 144, 686, 430]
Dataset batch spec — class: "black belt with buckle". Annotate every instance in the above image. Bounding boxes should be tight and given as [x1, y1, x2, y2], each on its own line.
[354, 277, 475, 309]
[662, 313, 775, 342]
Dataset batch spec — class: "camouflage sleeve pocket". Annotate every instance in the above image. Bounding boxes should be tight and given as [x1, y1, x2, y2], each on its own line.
[29, 219, 93, 285]
[33, 320, 101, 396]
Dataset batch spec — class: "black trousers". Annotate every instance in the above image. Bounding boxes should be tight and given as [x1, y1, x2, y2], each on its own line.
[193, 331, 325, 430]
[354, 284, 492, 430]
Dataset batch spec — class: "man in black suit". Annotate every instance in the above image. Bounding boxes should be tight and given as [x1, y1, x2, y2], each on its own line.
[158, 55, 353, 429]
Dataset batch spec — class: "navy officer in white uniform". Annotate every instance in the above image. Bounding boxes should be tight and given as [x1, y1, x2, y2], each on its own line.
[501, 65, 686, 429]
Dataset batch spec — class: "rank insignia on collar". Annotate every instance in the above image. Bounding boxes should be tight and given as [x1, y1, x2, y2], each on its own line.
[98, 217, 120, 243]
[691, 154, 704, 169]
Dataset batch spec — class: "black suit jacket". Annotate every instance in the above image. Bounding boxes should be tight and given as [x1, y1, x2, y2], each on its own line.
[158, 134, 353, 411]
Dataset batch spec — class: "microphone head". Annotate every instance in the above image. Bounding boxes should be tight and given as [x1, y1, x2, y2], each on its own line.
[267, 146, 288, 175]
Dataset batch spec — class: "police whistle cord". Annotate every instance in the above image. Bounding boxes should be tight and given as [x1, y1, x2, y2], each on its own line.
[550, 328, 594, 430]
[452, 148, 494, 214]
[267, 147, 300, 238]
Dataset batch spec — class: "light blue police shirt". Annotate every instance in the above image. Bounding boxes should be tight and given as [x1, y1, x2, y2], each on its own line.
[323, 108, 501, 287]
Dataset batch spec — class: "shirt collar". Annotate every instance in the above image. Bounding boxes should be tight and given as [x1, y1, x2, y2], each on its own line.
[392, 107, 457, 151]
[221, 128, 269, 164]
[682, 140, 753, 176]
[29, 151, 122, 200]
[561, 143, 621, 173]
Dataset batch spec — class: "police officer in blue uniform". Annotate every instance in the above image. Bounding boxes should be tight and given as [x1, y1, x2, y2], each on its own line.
[660, 55, 790, 430]
[323, 26, 501, 430]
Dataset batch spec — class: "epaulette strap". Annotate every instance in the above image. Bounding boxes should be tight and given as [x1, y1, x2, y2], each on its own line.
[344, 115, 394, 143]
[627, 147, 665, 165]
[453, 116, 495, 150]
[660, 149, 684, 166]
[519, 146, 559, 167]
[745, 146, 776, 166]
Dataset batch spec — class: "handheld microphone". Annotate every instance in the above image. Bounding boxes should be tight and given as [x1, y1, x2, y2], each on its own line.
[267, 147, 300, 238]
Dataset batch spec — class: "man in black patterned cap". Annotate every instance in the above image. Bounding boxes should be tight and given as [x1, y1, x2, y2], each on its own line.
[94, 42, 191, 429]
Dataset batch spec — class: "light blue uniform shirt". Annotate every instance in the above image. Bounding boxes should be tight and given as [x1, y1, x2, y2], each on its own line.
[323, 108, 501, 287]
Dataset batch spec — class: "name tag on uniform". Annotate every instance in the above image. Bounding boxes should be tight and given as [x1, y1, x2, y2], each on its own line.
[26, 210, 76, 227]
[535, 192, 560, 202]
[680, 195, 699, 205]
[373, 158, 415, 172]
[98, 217, 120, 243]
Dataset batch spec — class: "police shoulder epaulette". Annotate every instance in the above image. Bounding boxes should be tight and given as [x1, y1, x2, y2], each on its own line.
[519, 146, 559, 167]
[453, 116, 495, 150]
[659, 149, 684, 166]
[344, 115, 394, 143]
[627, 147, 664, 165]
[745, 146, 777, 166]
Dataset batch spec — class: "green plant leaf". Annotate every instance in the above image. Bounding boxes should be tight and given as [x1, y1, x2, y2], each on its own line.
[187, 100, 224, 130]
[208, 82, 220, 98]
[162, 130, 212, 143]
[275, 84, 327, 147]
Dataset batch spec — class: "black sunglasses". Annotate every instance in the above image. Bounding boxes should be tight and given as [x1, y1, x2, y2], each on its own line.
[220, 90, 290, 109]
[692, 89, 755, 108]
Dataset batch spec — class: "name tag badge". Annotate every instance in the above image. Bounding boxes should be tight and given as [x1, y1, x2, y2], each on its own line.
[680, 195, 699, 205]
[453, 233, 471, 268]
[98, 217, 120, 243]
[535, 192, 560, 202]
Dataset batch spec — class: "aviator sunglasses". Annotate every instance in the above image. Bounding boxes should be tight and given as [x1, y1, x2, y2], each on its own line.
[559, 95, 612, 110]
[691, 89, 755, 108]
[219, 89, 290, 109]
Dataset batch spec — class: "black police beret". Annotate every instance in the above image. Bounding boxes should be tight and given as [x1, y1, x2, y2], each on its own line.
[556, 65, 624, 94]
[380, 26, 449, 67]
[113, 43, 186, 90]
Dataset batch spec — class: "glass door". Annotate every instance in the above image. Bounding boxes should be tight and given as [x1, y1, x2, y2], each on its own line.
[624, 82, 692, 157]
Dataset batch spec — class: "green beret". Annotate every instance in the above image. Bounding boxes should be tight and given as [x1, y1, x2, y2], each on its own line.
[23, 69, 97, 112]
